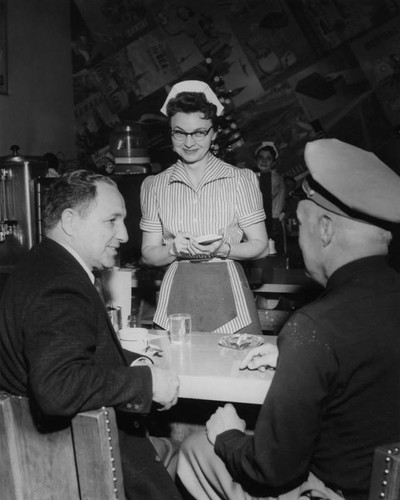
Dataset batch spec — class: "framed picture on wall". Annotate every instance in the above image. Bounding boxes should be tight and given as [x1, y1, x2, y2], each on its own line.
[0, 0, 7, 95]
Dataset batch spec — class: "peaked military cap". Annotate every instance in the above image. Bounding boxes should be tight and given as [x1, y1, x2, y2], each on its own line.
[302, 138, 400, 227]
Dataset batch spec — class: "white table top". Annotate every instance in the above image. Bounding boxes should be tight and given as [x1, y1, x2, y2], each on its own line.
[146, 332, 276, 405]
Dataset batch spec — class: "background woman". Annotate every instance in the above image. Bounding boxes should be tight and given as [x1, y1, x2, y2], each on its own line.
[140, 80, 268, 334]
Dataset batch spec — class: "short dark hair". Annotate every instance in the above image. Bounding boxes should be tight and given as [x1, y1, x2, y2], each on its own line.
[166, 91, 219, 128]
[43, 169, 116, 233]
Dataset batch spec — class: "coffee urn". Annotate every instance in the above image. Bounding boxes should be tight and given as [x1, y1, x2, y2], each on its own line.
[0, 145, 48, 269]
[109, 122, 151, 174]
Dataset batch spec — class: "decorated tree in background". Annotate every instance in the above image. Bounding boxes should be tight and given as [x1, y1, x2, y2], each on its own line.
[204, 59, 246, 164]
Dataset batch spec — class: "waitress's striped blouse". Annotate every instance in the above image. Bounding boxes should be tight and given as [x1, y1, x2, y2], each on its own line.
[140, 153, 266, 332]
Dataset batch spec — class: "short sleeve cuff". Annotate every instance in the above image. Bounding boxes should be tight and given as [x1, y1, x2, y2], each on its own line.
[239, 209, 266, 228]
[140, 218, 163, 232]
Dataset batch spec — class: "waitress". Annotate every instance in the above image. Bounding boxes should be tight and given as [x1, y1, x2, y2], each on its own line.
[140, 80, 269, 333]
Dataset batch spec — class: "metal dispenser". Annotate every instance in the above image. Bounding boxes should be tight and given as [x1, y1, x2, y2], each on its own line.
[0, 145, 48, 268]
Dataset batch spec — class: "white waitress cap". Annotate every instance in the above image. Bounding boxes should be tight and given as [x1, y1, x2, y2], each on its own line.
[160, 80, 224, 116]
[255, 141, 279, 159]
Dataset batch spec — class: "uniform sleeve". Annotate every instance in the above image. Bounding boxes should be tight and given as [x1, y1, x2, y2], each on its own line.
[236, 169, 266, 228]
[214, 311, 337, 495]
[140, 175, 163, 233]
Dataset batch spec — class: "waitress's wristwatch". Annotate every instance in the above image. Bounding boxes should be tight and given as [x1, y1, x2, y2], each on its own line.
[218, 242, 231, 260]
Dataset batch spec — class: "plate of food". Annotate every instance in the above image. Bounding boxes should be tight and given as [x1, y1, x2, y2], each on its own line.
[218, 333, 264, 350]
[196, 234, 223, 245]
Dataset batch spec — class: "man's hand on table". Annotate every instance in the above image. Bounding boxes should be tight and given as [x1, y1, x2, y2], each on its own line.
[150, 366, 180, 411]
[239, 343, 278, 372]
[206, 403, 246, 446]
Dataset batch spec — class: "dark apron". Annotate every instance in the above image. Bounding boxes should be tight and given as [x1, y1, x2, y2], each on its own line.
[166, 260, 261, 334]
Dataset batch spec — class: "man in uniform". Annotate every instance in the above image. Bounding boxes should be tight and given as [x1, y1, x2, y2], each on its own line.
[177, 138, 400, 500]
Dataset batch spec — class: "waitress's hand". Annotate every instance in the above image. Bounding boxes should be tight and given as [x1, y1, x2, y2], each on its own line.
[188, 238, 224, 256]
[170, 232, 192, 257]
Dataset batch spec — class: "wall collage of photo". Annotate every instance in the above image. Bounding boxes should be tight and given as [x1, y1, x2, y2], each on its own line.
[71, 0, 400, 178]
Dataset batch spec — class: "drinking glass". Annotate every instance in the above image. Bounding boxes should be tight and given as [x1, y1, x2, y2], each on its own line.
[107, 306, 122, 333]
[168, 313, 192, 345]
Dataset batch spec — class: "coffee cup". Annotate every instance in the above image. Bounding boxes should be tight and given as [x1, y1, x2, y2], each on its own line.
[118, 327, 149, 353]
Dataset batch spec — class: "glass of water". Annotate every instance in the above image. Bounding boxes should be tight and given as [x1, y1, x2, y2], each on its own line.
[168, 313, 192, 345]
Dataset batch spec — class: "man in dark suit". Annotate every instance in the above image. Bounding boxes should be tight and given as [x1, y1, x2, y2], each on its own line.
[0, 170, 182, 499]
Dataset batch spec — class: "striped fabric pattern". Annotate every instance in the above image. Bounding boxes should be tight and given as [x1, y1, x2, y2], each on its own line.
[140, 154, 266, 244]
[140, 153, 266, 333]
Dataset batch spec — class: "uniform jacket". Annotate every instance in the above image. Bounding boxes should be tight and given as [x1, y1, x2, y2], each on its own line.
[215, 256, 400, 500]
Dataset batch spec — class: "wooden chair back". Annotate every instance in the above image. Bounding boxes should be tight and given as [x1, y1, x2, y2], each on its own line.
[0, 392, 125, 500]
[3, 390, 396, 499]
[369, 443, 400, 499]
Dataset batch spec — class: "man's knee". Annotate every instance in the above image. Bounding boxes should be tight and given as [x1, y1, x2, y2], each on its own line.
[181, 430, 208, 455]
[148, 435, 180, 479]
[179, 430, 215, 470]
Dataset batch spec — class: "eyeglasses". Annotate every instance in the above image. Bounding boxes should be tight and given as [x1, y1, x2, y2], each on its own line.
[171, 125, 214, 142]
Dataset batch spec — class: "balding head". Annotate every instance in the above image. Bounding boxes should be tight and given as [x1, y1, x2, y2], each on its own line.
[297, 199, 392, 287]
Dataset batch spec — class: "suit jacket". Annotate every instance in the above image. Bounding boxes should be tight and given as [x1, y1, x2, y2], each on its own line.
[0, 238, 181, 500]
